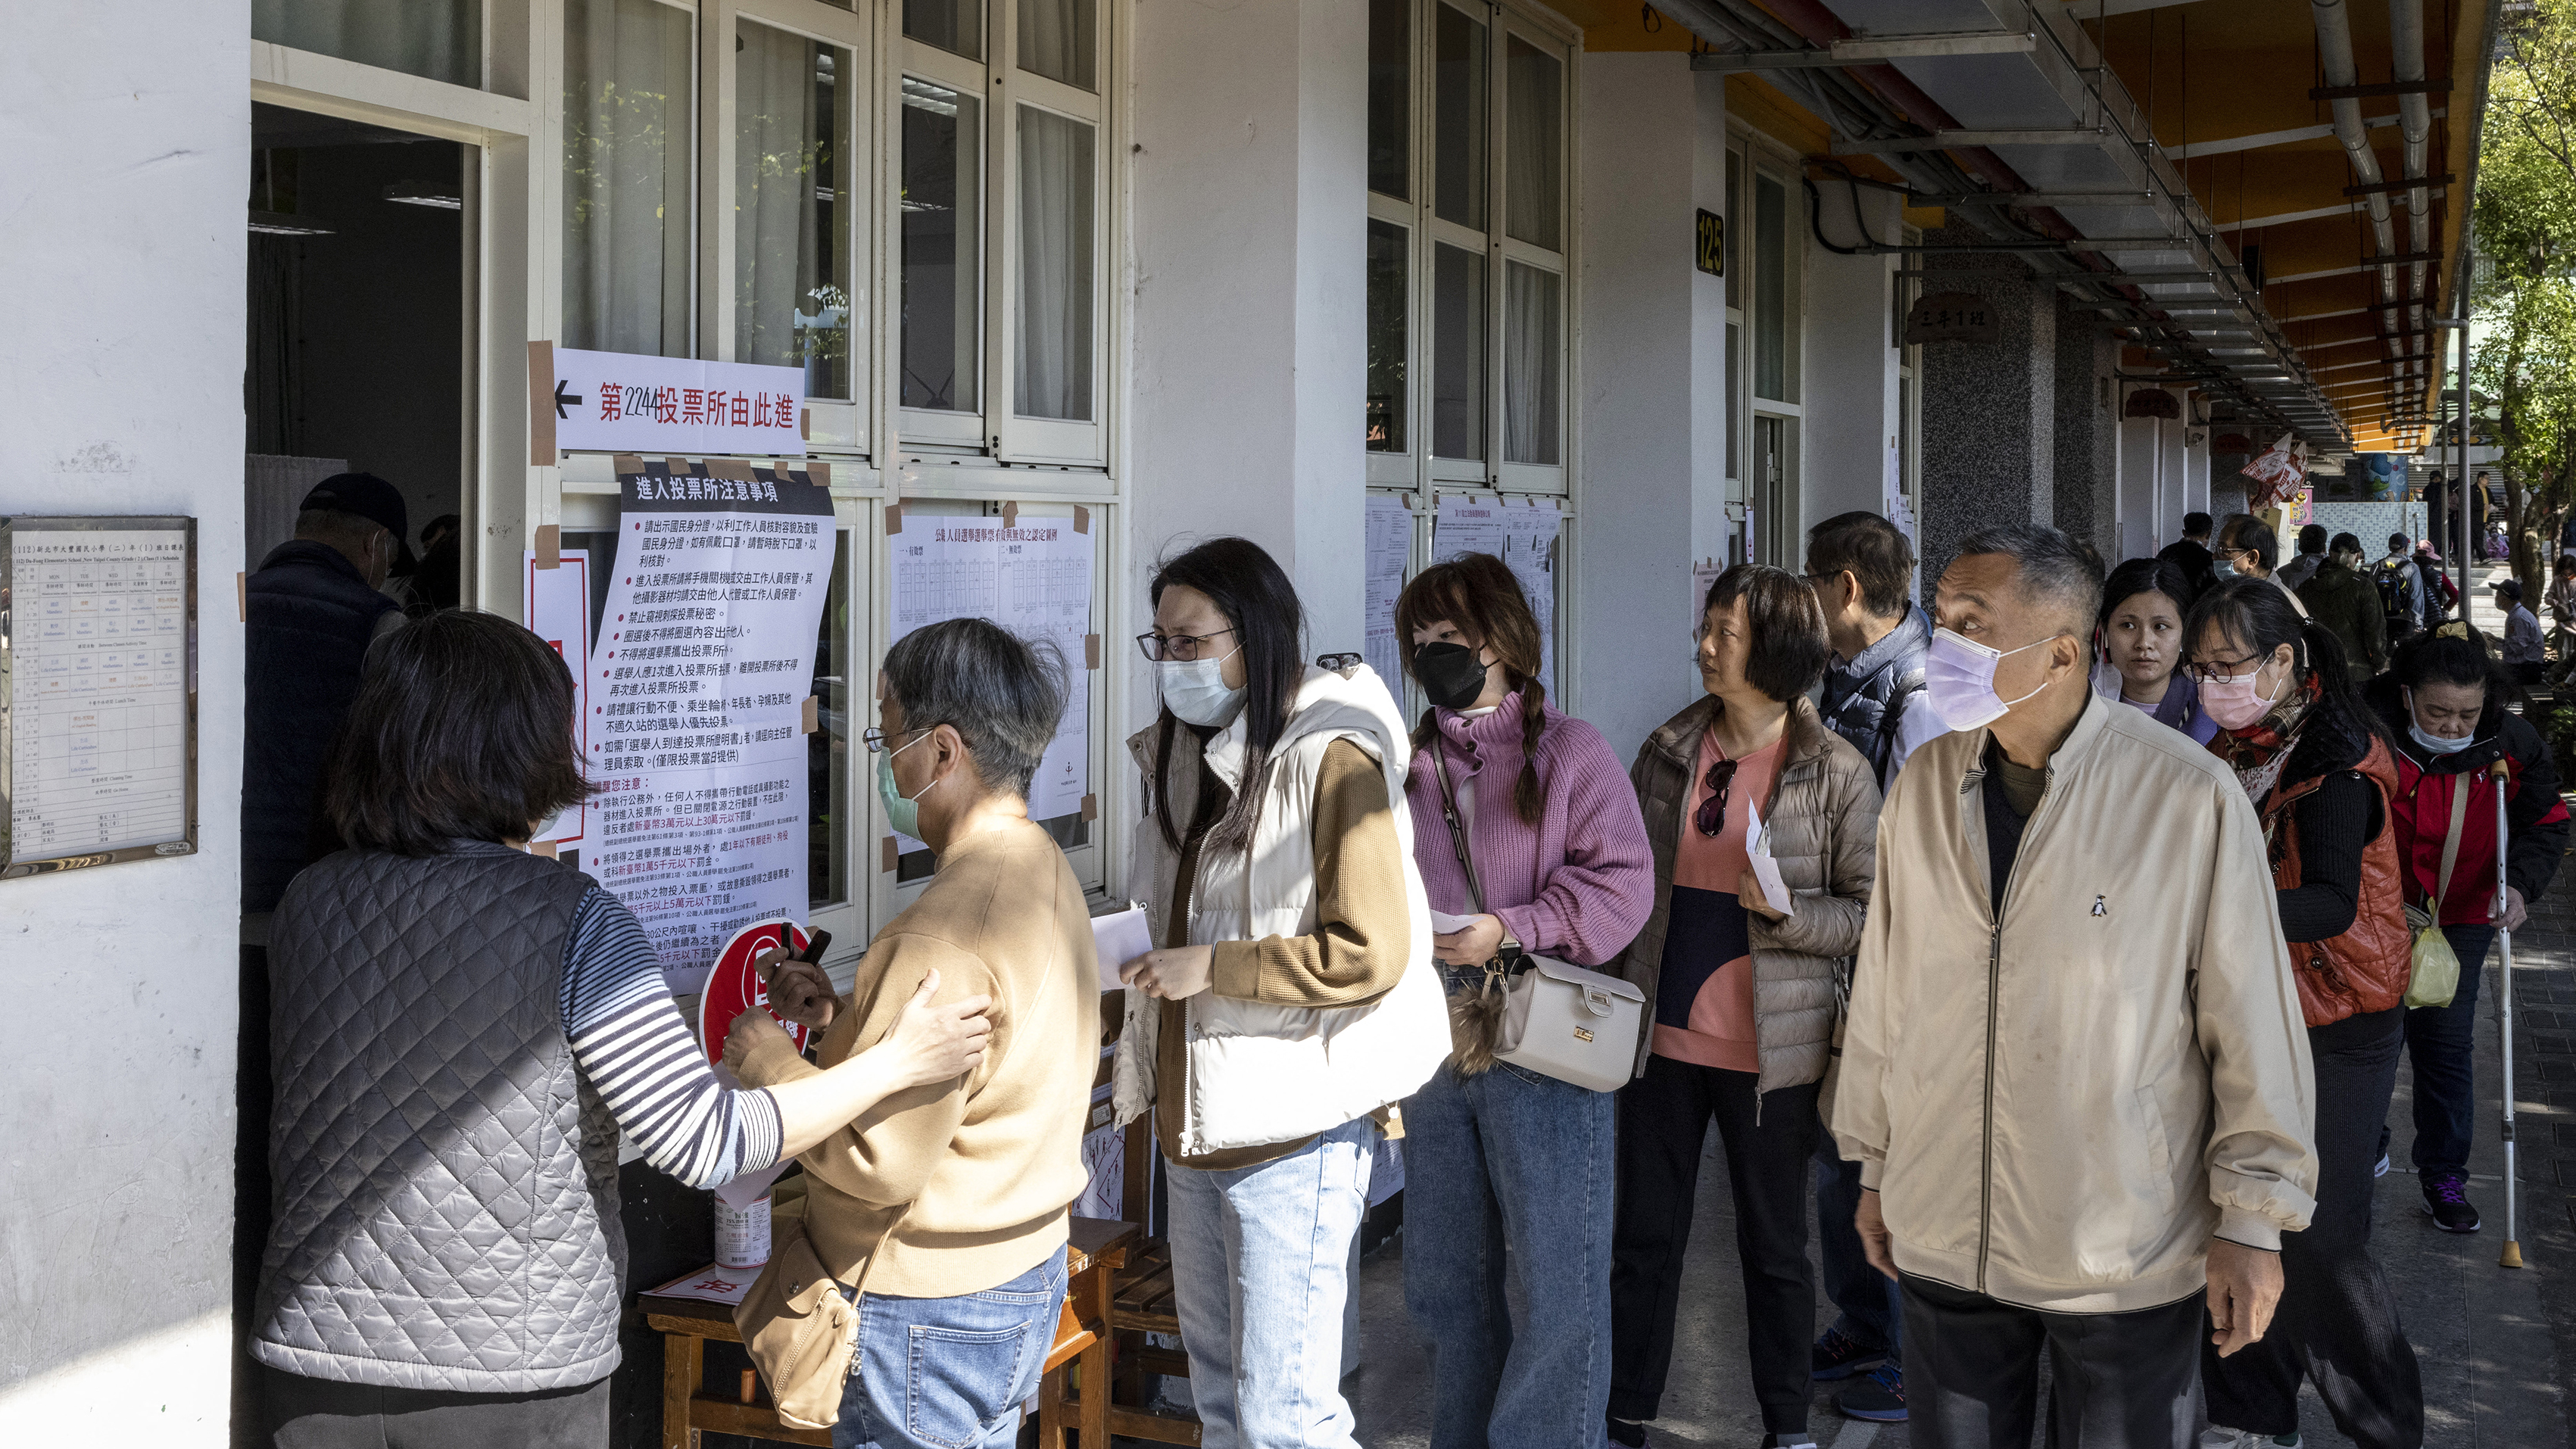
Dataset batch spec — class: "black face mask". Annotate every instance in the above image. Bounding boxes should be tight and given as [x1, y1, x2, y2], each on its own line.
[1412, 642, 1489, 711]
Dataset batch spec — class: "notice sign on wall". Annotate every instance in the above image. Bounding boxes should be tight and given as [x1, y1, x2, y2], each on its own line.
[585, 461, 834, 991]
[2, 516, 198, 880]
[533, 342, 807, 460]
[525, 547, 594, 848]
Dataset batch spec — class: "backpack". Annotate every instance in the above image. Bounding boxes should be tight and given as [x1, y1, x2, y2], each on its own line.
[2373, 555, 2418, 623]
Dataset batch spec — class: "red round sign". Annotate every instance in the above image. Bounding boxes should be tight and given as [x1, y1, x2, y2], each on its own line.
[699, 919, 816, 1066]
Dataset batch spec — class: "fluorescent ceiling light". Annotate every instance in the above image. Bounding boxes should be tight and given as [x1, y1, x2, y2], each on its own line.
[382, 181, 461, 210]
[249, 210, 333, 235]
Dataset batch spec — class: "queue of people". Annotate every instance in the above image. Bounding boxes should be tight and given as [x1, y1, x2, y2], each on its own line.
[245, 514, 2559, 1449]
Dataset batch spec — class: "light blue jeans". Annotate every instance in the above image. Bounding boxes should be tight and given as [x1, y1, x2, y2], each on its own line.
[834, 1253, 1068, 1449]
[1166, 1115, 1378, 1449]
[1401, 1059, 1617, 1449]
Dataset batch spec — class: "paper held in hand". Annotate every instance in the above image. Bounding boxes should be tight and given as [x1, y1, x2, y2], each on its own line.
[1744, 802, 1795, 917]
[1091, 905, 1154, 992]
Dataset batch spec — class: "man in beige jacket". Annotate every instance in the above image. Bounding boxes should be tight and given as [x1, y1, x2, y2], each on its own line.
[1830, 523, 2318, 1449]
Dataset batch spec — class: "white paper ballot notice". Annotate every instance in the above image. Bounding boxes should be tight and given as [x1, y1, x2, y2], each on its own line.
[1744, 802, 1795, 916]
[1430, 910, 1481, 935]
[1091, 906, 1155, 992]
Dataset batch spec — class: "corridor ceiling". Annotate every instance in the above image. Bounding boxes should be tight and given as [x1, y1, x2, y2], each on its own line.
[1570, 0, 2499, 457]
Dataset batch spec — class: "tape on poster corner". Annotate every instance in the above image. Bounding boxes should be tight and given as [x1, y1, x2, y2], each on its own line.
[806, 460, 831, 489]
[527, 341, 557, 466]
[1080, 794, 1099, 822]
[706, 458, 754, 481]
[613, 453, 646, 475]
[535, 524, 561, 569]
[235, 572, 246, 622]
[664, 457, 691, 475]
[1001, 500, 1019, 530]
[885, 501, 906, 534]
[800, 407, 812, 441]
[881, 836, 900, 874]
[801, 697, 819, 734]
[1084, 634, 1100, 669]
[1072, 505, 1090, 534]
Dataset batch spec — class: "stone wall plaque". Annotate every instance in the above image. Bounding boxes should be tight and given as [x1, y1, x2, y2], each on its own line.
[1903, 291, 2001, 345]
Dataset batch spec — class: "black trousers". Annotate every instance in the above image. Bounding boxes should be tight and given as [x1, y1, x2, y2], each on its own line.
[1608, 1054, 1822, 1435]
[2203, 1007, 2423, 1447]
[261, 1364, 610, 1448]
[1902, 1274, 2201, 1449]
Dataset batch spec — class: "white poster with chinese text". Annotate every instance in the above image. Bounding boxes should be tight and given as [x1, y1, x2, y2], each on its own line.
[525, 549, 593, 846]
[887, 513, 1095, 846]
[550, 347, 806, 457]
[1364, 495, 1413, 697]
[1434, 494, 1560, 698]
[585, 463, 834, 992]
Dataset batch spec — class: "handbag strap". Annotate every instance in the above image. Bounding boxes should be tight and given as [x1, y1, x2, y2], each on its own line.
[2432, 771, 2471, 913]
[1428, 737, 1522, 961]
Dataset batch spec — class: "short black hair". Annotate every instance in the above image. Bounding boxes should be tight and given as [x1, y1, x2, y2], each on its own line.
[1703, 564, 1833, 703]
[2182, 512, 2214, 538]
[2297, 524, 2329, 555]
[2329, 531, 2363, 556]
[881, 617, 1068, 798]
[1804, 511, 1916, 619]
[1953, 522, 2104, 640]
[2391, 623, 2504, 698]
[2097, 556, 2192, 631]
[326, 612, 591, 855]
[2218, 513, 2278, 572]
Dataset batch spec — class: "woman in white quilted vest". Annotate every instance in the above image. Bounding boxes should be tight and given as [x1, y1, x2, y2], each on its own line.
[1111, 536, 1449, 1449]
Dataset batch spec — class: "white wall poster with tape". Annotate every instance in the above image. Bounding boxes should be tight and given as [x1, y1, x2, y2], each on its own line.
[584, 459, 835, 992]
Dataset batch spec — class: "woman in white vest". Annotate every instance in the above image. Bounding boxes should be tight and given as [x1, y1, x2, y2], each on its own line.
[1112, 536, 1449, 1449]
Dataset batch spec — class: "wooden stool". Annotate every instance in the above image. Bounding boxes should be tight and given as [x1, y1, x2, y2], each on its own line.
[642, 1217, 1139, 1449]
[1103, 1236, 1201, 1445]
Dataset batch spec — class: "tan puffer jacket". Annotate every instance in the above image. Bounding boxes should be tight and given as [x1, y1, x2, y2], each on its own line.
[1609, 693, 1882, 1094]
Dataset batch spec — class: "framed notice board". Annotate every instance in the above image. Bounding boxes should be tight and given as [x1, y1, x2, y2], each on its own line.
[1, 516, 199, 879]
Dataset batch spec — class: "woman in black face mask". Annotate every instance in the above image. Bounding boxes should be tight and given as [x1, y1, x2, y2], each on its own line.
[1392, 552, 1656, 1449]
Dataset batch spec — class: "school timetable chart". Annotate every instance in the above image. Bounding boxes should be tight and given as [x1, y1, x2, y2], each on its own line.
[2, 518, 198, 875]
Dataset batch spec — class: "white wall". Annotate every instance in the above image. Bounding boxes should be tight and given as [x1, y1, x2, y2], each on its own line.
[1124, 0, 1368, 703]
[0, 2, 248, 1438]
[1689, 70, 1730, 573]
[1576, 52, 1708, 757]
[1801, 185, 1898, 531]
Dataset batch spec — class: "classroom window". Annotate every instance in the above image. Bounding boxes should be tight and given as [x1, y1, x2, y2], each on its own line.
[737, 26, 854, 400]
[254, 0, 481, 86]
[563, 0, 695, 359]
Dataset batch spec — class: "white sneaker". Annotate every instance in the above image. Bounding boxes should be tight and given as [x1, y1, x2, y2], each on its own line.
[2200, 1431, 2300, 1448]
[2374, 1152, 2391, 1178]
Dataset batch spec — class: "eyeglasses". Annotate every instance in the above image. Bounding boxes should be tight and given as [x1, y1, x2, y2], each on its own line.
[2182, 654, 2265, 685]
[1136, 628, 1237, 662]
[1693, 758, 1742, 837]
[861, 722, 946, 753]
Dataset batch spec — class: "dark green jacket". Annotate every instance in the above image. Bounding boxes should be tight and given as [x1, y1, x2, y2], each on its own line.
[2297, 559, 2390, 675]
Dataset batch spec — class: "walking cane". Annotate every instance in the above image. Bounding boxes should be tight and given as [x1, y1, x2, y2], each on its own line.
[2490, 759, 2527, 1269]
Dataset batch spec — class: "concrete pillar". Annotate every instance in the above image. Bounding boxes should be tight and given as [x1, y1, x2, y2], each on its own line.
[2116, 413, 2160, 562]
[1572, 51, 1715, 756]
[2050, 298, 2118, 563]
[1916, 232, 2054, 578]
[2157, 409, 2189, 545]
[1127, 0, 1368, 659]
[1803, 185, 1901, 528]
[2182, 423, 2212, 520]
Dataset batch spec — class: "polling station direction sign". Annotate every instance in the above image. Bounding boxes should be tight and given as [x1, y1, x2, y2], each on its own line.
[530, 342, 806, 459]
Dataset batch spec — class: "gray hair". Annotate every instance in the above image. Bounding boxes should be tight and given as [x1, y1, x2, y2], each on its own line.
[881, 618, 1068, 799]
[1953, 522, 2104, 639]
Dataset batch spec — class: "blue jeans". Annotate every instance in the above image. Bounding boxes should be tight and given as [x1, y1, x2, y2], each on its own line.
[1167, 1114, 1377, 1449]
[1813, 1142, 1903, 1366]
[834, 1253, 1068, 1449]
[1402, 1060, 1617, 1449]
[2403, 923, 2493, 1178]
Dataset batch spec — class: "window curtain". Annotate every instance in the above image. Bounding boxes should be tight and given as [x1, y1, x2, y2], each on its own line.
[1015, 108, 1093, 422]
[563, 0, 694, 358]
[1504, 38, 1559, 250]
[736, 25, 820, 373]
[1504, 262, 1558, 465]
[254, 0, 479, 86]
[1018, 0, 1095, 89]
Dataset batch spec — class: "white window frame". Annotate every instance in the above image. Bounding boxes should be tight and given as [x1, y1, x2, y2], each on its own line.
[1370, 0, 1576, 497]
[1733, 127, 1803, 565]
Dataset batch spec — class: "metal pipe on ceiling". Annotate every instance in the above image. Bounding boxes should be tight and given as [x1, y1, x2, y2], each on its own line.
[2390, 0, 2437, 348]
[2310, 1, 2406, 374]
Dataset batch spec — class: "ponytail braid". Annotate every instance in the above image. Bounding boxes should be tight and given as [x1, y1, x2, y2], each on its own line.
[1512, 676, 1548, 827]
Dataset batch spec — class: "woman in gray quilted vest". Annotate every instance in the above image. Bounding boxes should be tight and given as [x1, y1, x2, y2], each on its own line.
[251, 612, 990, 1447]
[1604, 565, 1882, 1449]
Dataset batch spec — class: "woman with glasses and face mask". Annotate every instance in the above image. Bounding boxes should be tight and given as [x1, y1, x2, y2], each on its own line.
[1603, 566, 1882, 1449]
[2093, 556, 2217, 744]
[1109, 536, 1449, 1449]
[2181, 578, 2424, 1449]
[2362, 625, 2569, 1240]
[1390, 553, 1654, 1449]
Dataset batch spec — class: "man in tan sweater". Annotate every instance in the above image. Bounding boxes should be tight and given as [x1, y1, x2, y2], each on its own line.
[732, 619, 1099, 1449]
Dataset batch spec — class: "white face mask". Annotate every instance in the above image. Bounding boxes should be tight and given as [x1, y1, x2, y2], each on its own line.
[1157, 646, 1246, 728]
[1923, 627, 2056, 734]
[2403, 687, 2478, 756]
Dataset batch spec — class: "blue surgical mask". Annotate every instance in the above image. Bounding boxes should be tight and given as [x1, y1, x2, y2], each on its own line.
[2212, 560, 2239, 581]
[2403, 688, 2478, 756]
[877, 729, 938, 838]
[1157, 648, 1246, 728]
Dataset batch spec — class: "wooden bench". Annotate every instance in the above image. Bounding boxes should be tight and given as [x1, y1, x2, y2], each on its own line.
[641, 1217, 1140, 1449]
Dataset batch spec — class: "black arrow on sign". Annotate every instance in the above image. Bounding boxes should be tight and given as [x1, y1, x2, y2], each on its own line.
[554, 379, 583, 419]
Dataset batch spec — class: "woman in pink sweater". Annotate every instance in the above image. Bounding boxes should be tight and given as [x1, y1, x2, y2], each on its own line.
[1396, 553, 1655, 1449]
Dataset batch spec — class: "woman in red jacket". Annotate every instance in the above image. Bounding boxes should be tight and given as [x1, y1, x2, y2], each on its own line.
[2364, 623, 2569, 1232]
